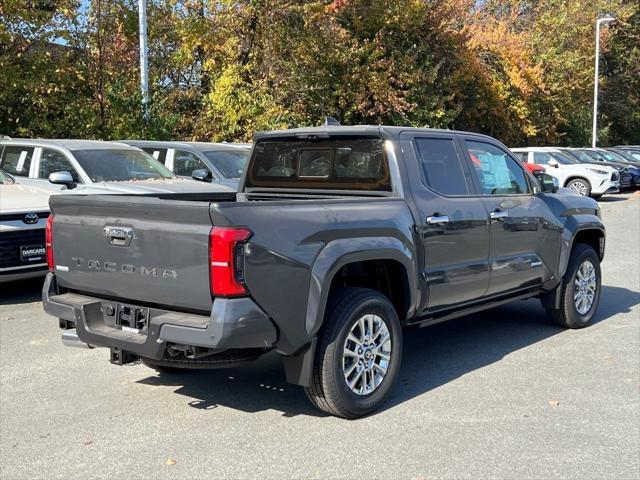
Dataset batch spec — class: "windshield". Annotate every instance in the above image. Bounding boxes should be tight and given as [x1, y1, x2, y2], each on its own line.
[203, 150, 250, 179]
[582, 150, 608, 161]
[0, 169, 15, 184]
[570, 149, 598, 162]
[598, 150, 630, 163]
[551, 151, 580, 164]
[72, 149, 174, 182]
[611, 149, 640, 163]
[621, 149, 640, 161]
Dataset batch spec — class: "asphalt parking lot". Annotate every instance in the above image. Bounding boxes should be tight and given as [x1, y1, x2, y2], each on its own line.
[1, 192, 639, 479]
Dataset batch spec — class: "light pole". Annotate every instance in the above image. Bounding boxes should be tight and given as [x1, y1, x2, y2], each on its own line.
[138, 0, 149, 122]
[592, 16, 615, 148]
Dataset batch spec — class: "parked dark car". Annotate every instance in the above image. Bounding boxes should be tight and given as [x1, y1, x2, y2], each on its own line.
[43, 125, 605, 418]
[562, 148, 635, 189]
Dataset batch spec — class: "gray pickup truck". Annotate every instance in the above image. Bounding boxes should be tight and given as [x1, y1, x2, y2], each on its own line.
[42, 126, 605, 418]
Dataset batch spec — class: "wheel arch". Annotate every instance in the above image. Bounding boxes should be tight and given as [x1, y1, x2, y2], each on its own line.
[305, 238, 418, 339]
[564, 176, 592, 189]
[543, 223, 605, 311]
[283, 237, 417, 388]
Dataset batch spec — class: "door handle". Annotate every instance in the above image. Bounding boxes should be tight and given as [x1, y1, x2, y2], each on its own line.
[426, 215, 450, 225]
[489, 210, 509, 221]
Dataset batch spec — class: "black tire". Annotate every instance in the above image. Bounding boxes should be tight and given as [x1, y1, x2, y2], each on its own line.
[304, 287, 402, 419]
[546, 244, 601, 329]
[565, 178, 592, 197]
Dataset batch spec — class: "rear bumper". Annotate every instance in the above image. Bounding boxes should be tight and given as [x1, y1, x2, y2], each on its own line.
[42, 273, 277, 360]
[0, 264, 47, 283]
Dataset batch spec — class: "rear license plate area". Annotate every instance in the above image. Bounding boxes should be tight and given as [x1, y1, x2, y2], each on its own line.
[110, 304, 149, 334]
[20, 244, 46, 263]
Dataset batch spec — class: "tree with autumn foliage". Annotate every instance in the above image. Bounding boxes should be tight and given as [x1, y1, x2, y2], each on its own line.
[0, 0, 638, 145]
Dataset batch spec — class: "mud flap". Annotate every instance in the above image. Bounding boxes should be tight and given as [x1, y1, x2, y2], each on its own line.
[282, 338, 317, 387]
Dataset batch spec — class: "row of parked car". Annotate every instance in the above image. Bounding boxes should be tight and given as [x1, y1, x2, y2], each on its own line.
[511, 146, 640, 199]
[0, 138, 249, 283]
[1, 136, 638, 286]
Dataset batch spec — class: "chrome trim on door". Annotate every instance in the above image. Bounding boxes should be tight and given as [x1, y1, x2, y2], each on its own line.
[426, 215, 450, 225]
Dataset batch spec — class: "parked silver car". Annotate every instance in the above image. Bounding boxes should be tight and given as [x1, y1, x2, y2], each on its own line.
[119, 140, 251, 186]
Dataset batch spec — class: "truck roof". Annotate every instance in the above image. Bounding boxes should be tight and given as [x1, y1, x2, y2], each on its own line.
[253, 125, 495, 141]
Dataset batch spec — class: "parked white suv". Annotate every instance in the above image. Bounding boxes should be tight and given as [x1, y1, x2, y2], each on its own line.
[0, 169, 51, 283]
[0, 139, 174, 190]
[510, 147, 619, 198]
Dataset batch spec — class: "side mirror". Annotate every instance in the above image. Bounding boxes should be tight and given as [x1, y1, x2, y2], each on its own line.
[534, 172, 559, 193]
[49, 171, 76, 189]
[548, 159, 559, 168]
[191, 169, 212, 183]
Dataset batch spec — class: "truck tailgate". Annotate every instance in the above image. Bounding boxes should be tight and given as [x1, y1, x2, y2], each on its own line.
[50, 194, 221, 312]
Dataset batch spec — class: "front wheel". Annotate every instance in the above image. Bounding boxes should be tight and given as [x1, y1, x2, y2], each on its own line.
[546, 244, 601, 328]
[304, 288, 402, 419]
[566, 178, 591, 197]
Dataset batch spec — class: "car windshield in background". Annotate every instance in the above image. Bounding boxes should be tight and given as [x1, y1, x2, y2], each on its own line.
[246, 139, 391, 191]
[72, 149, 174, 182]
[569, 150, 596, 162]
[611, 150, 640, 163]
[0, 169, 15, 184]
[552, 151, 580, 164]
[203, 150, 250, 179]
[598, 150, 630, 163]
[582, 150, 607, 162]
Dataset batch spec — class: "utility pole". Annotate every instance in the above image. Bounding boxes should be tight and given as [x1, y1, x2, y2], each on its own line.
[592, 16, 615, 148]
[138, 0, 149, 122]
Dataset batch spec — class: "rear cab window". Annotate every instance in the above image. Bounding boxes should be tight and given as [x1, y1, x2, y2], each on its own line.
[245, 138, 391, 192]
[0, 146, 35, 177]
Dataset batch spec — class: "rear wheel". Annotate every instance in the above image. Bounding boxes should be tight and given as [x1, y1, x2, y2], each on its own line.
[304, 287, 402, 419]
[566, 178, 591, 197]
[546, 244, 601, 328]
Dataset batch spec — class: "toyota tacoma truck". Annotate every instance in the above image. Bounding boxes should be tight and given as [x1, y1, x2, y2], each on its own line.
[42, 126, 605, 418]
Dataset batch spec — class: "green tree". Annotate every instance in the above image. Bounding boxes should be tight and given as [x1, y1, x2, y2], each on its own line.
[601, 11, 640, 145]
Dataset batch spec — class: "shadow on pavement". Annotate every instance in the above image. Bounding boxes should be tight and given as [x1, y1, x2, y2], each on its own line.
[598, 194, 634, 202]
[136, 284, 638, 418]
[0, 277, 45, 305]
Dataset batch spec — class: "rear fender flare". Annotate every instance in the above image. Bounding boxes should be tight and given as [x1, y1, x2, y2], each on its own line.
[304, 237, 417, 338]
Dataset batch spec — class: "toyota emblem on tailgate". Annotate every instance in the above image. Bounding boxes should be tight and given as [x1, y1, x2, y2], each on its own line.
[23, 212, 39, 224]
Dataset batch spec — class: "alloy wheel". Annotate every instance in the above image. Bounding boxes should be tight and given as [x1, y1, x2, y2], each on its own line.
[574, 260, 597, 315]
[342, 314, 392, 396]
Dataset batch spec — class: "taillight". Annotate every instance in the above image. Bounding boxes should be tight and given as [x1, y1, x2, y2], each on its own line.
[45, 215, 54, 271]
[209, 226, 252, 297]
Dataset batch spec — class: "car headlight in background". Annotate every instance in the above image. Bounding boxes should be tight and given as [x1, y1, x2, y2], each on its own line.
[586, 168, 609, 175]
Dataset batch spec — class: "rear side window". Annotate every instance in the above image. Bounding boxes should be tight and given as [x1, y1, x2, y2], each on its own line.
[0, 146, 34, 176]
[415, 137, 469, 195]
[246, 139, 391, 191]
[141, 147, 168, 164]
